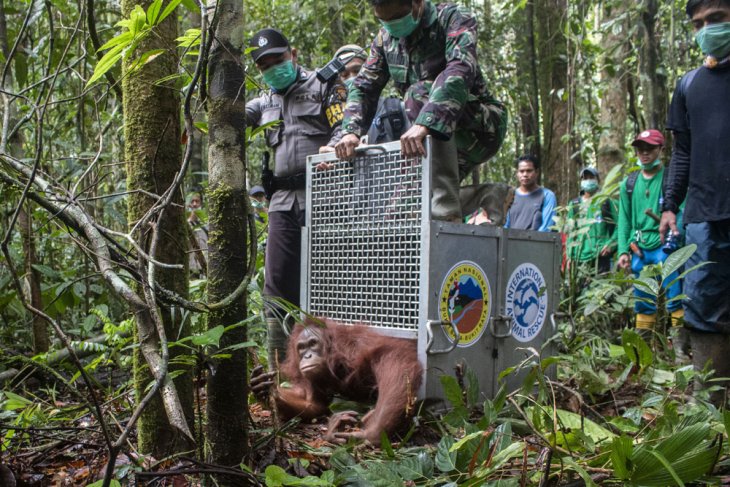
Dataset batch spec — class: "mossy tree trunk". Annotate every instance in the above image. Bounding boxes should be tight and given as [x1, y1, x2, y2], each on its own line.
[122, 0, 194, 457]
[205, 0, 249, 470]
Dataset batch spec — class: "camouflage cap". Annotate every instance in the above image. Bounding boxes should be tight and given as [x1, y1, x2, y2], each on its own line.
[335, 44, 368, 63]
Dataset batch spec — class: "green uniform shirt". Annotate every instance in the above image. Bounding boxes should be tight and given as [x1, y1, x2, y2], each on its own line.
[617, 168, 665, 255]
[567, 196, 617, 263]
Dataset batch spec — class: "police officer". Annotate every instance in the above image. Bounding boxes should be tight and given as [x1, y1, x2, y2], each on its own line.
[334, 0, 507, 221]
[245, 29, 346, 363]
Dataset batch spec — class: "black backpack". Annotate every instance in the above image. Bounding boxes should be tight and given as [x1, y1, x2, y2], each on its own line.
[367, 96, 408, 144]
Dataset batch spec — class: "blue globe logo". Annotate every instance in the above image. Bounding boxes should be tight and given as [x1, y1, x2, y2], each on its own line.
[512, 279, 540, 328]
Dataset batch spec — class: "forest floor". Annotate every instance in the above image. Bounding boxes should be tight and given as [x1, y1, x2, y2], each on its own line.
[6, 336, 730, 486]
[0, 363, 661, 486]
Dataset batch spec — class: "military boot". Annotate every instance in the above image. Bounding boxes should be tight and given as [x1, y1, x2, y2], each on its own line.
[430, 138, 462, 222]
[690, 330, 730, 406]
[459, 182, 515, 227]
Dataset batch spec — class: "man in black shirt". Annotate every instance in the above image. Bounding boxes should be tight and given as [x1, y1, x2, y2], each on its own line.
[660, 0, 730, 403]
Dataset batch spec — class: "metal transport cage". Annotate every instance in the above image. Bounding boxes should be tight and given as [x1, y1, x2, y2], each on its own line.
[302, 139, 561, 400]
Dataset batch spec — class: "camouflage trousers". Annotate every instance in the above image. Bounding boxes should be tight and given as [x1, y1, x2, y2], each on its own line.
[404, 80, 508, 181]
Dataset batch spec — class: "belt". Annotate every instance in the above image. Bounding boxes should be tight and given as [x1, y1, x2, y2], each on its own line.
[272, 173, 306, 192]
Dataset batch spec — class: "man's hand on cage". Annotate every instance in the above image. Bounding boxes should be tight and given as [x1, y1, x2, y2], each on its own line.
[316, 146, 337, 171]
[400, 124, 429, 158]
[335, 133, 361, 160]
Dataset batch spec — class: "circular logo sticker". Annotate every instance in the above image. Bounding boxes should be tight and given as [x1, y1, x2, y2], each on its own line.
[257, 36, 268, 47]
[505, 263, 548, 342]
[439, 261, 491, 347]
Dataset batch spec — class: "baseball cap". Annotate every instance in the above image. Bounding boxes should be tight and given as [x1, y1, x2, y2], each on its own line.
[579, 167, 599, 180]
[631, 129, 665, 147]
[249, 185, 266, 196]
[249, 28, 290, 62]
[335, 44, 368, 63]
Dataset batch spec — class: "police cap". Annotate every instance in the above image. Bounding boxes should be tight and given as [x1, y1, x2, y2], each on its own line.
[249, 28, 290, 62]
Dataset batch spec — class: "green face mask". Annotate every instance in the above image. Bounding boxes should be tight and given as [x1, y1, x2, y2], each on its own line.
[262, 60, 297, 91]
[343, 77, 354, 90]
[379, 10, 420, 38]
[580, 179, 599, 194]
[640, 158, 661, 171]
[696, 22, 730, 60]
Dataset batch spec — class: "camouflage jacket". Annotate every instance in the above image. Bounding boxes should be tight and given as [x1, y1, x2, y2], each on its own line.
[342, 1, 491, 139]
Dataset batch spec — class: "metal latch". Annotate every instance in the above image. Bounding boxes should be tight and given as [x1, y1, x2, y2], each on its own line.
[425, 320, 460, 355]
[490, 314, 513, 338]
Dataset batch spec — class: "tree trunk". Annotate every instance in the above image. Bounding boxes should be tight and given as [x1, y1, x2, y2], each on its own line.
[121, 0, 194, 457]
[515, 0, 541, 158]
[205, 0, 249, 470]
[536, 0, 574, 204]
[638, 0, 667, 130]
[18, 205, 48, 353]
[596, 3, 629, 178]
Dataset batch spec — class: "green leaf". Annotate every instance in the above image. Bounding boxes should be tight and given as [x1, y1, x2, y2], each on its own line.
[440, 375, 464, 408]
[176, 28, 202, 48]
[248, 120, 282, 141]
[554, 408, 616, 444]
[662, 244, 697, 280]
[647, 450, 685, 487]
[126, 49, 165, 76]
[562, 457, 597, 487]
[129, 5, 147, 34]
[622, 329, 653, 370]
[147, 0, 163, 24]
[2, 391, 33, 410]
[31, 264, 58, 277]
[473, 441, 524, 477]
[86, 42, 126, 87]
[610, 435, 634, 479]
[191, 325, 225, 347]
[264, 465, 289, 486]
[88, 480, 121, 487]
[435, 436, 457, 472]
[449, 430, 483, 452]
[396, 454, 432, 480]
[181, 0, 200, 11]
[158, 0, 184, 24]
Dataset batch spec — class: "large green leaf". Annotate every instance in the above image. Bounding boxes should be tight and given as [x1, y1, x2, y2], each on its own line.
[661, 244, 697, 280]
[610, 435, 634, 479]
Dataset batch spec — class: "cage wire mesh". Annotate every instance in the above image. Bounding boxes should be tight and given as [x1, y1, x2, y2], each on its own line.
[306, 145, 426, 332]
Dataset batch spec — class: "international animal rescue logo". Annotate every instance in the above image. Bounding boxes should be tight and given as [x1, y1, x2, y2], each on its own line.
[505, 263, 548, 342]
[439, 261, 491, 347]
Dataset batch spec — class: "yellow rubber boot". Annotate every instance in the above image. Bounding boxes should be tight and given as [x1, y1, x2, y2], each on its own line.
[670, 309, 685, 327]
[636, 313, 656, 330]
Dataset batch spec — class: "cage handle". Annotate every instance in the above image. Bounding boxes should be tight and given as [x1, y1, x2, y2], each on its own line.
[354, 144, 388, 154]
[425, 320, 460, 355]
[280, 311, 302, 337]
[490, 314, 513, 338]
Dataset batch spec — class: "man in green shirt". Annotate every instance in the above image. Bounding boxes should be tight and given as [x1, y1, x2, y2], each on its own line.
[567, 167, 617, 275]
[617, 130, 683, 331]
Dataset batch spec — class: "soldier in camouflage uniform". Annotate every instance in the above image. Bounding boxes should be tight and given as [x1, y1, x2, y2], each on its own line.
[335, 0, 507, 221]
